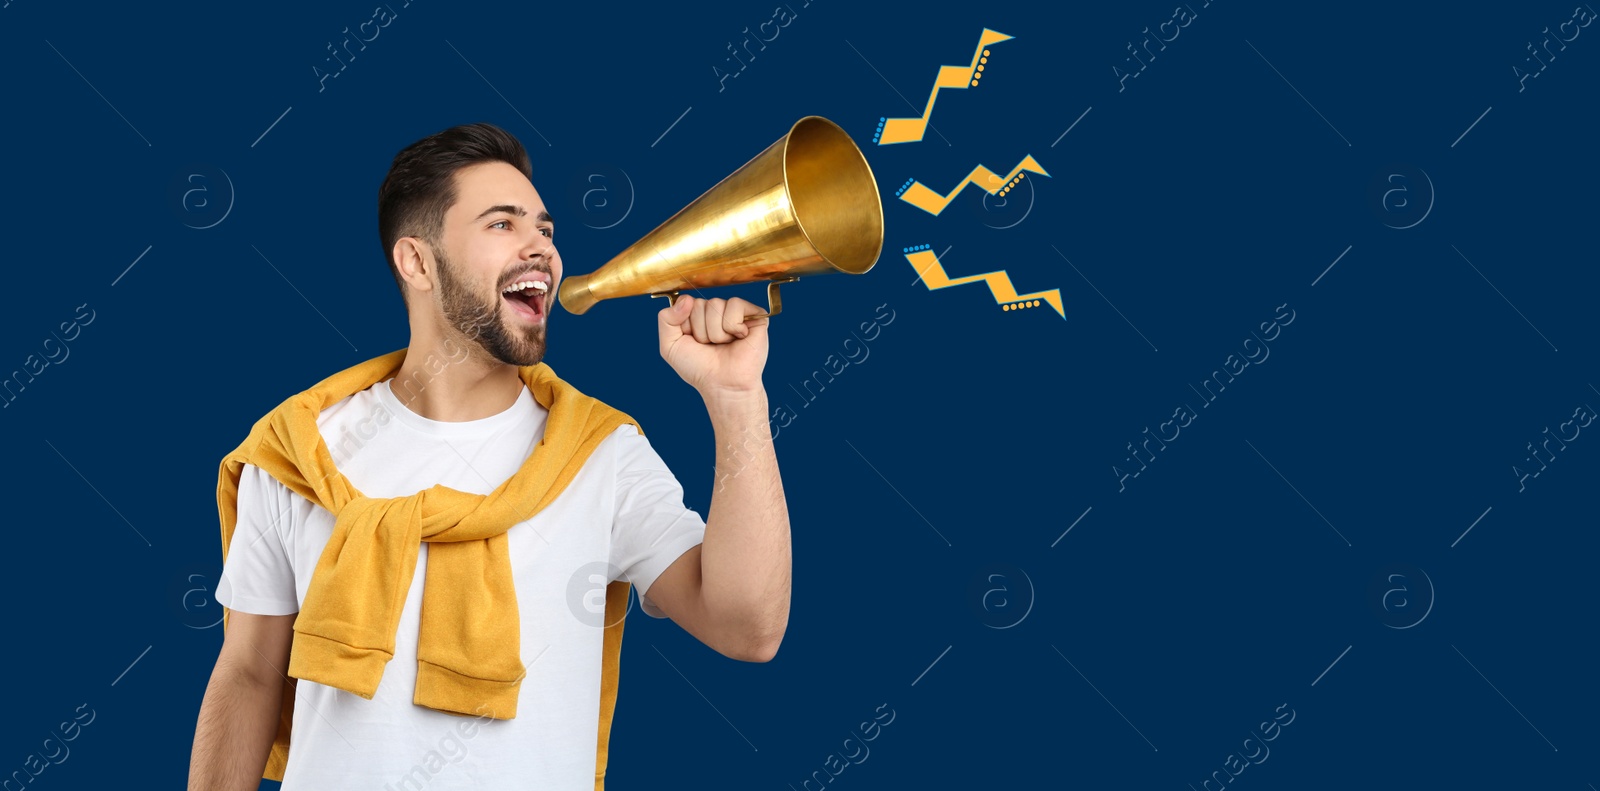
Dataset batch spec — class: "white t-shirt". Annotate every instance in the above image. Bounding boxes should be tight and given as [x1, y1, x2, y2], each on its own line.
[215, 378, 706, 790]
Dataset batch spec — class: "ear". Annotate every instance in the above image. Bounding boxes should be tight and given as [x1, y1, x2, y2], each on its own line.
[393, 237, 436, 296]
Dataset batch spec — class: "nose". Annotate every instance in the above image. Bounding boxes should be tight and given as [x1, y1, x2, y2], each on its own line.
[520, 231, 552, 262]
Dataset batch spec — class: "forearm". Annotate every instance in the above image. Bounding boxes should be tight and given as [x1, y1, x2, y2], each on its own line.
[189, 662, 284, 791]
[703, 388, 791, 655]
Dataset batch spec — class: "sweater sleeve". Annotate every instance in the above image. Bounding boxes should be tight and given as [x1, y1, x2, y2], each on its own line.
[216, 463, 302, 616]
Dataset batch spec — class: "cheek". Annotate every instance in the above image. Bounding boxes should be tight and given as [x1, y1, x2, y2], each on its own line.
[458, 245, 503, 284]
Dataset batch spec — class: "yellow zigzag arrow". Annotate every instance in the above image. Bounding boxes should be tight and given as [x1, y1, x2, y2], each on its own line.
[896, 155, 1049, 216]
[875, 28, 1015, 145]
[903, 244, 1064, 319]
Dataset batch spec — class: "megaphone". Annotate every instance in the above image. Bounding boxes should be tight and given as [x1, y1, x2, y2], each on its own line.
[557, 116, 884, 318]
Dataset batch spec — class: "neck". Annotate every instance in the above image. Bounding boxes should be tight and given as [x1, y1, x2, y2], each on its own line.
[389, 323, 527, 423]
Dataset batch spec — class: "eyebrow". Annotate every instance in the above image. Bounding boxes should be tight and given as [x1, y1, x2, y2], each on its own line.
[472, 204, 553, 224]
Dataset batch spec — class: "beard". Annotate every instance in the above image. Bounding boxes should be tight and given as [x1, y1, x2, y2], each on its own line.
[435, 246, 548, 367]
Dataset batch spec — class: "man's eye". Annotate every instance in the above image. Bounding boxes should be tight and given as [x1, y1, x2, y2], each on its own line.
[490, 220, 511, 230]
[540, 228, 553, 238]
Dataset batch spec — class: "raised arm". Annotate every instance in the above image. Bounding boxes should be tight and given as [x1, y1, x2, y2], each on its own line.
[647, 296, 791, 662]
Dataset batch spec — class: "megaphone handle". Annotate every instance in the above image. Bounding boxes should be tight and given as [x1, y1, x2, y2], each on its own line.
[651, 277, 797, 320]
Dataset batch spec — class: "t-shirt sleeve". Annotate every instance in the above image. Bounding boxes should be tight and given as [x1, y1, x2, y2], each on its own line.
[215, 463, 301, 616]
[608, 424, 707, 619]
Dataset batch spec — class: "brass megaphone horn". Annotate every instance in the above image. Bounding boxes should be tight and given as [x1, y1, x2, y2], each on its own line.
[558, 115, 884, 317]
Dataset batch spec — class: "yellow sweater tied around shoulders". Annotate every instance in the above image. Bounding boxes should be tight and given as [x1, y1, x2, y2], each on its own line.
[215, 348, 638, 790]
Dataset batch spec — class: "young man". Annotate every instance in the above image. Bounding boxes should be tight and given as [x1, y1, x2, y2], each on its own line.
[188, 123, 790, 790]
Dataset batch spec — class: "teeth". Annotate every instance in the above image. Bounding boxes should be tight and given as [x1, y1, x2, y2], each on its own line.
[502, 280, 546, 294]
[531, 281, 548, 292]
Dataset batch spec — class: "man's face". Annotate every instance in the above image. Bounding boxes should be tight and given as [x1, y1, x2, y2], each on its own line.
[432, 161, 560, 367]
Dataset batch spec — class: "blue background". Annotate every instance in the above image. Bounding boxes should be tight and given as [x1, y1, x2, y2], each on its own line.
[1, 0, 1595, 788]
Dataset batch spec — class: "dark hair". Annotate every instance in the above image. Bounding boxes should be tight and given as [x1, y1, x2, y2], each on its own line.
[376, 123, 532, 305]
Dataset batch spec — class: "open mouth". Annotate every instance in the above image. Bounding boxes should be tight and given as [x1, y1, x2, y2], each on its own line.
[501, 280, 549, 322]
